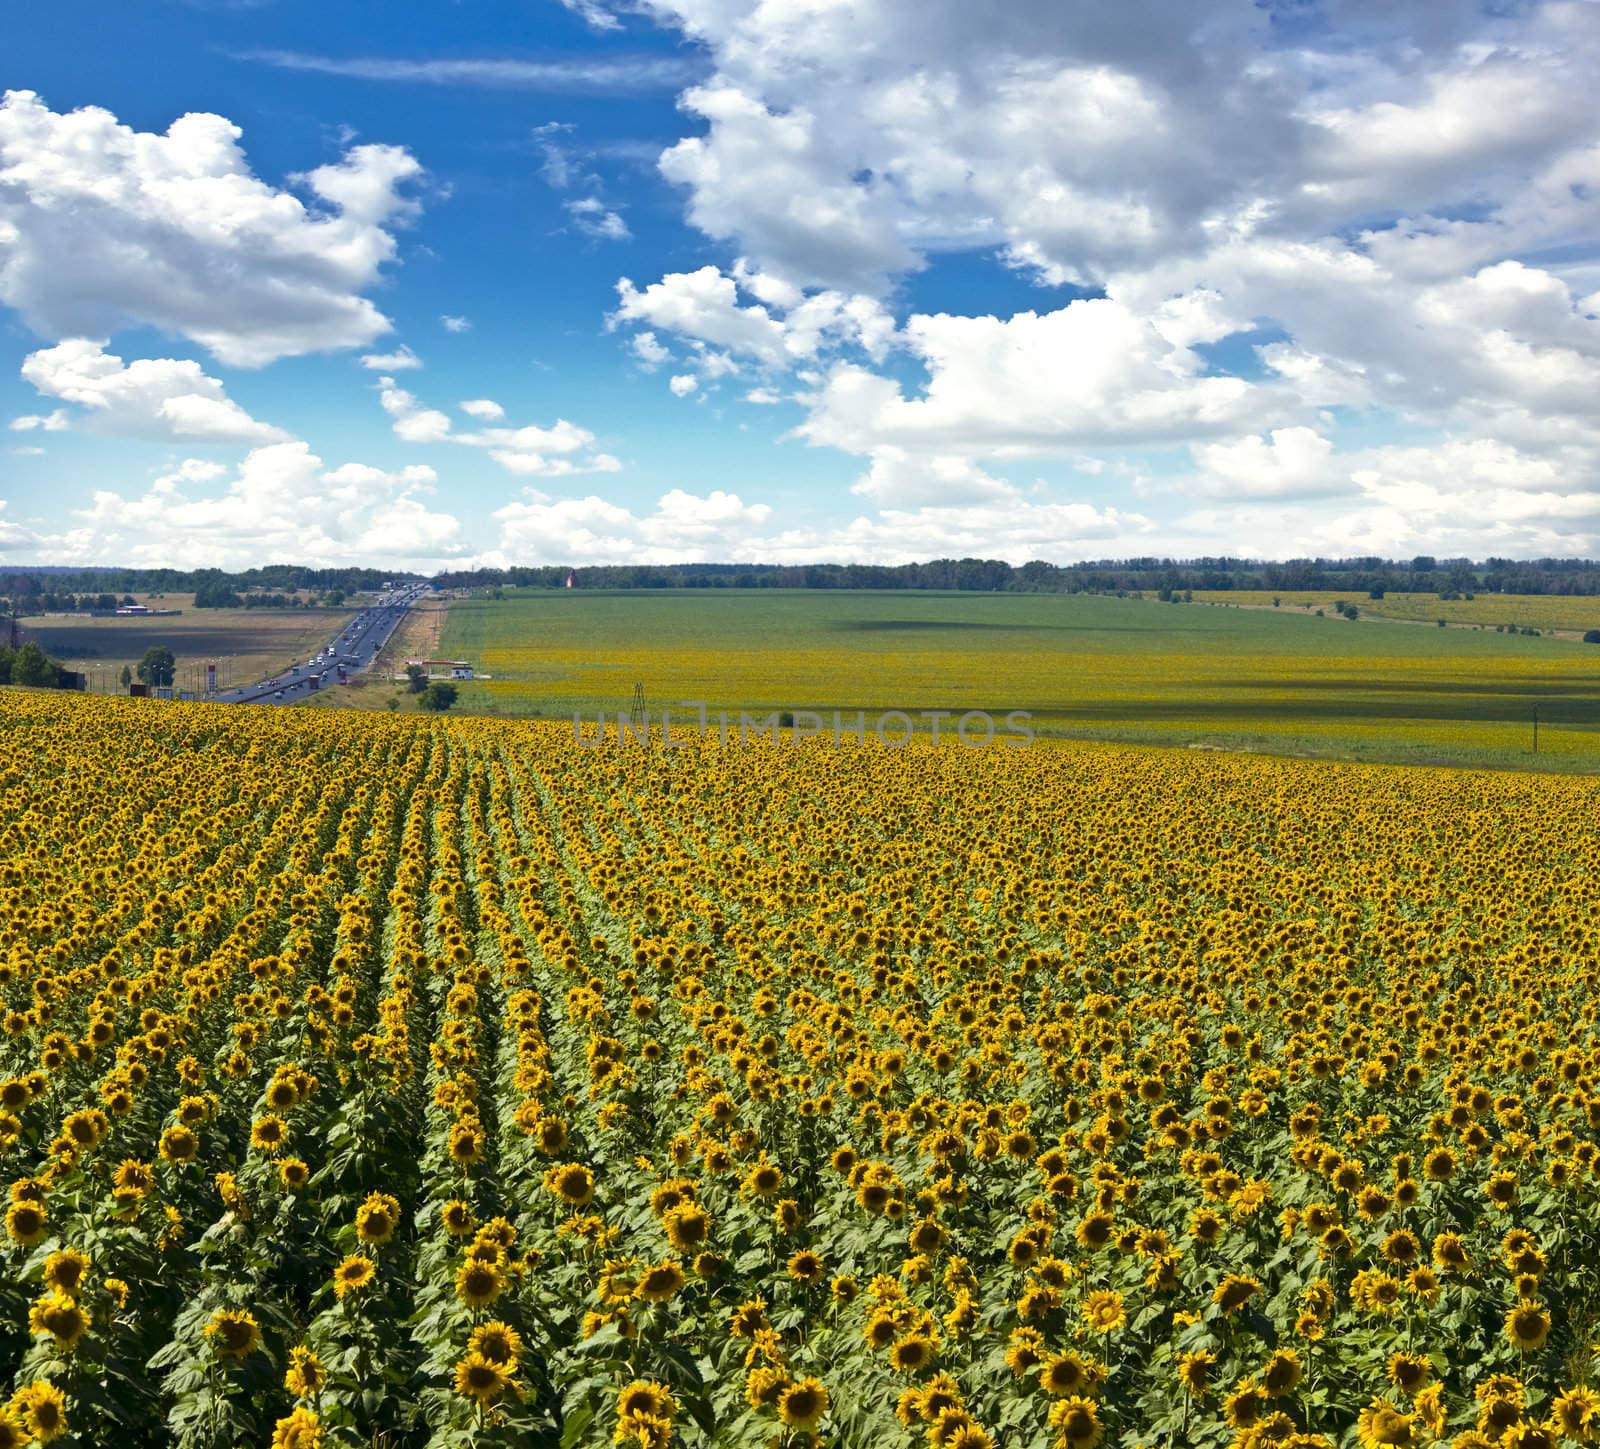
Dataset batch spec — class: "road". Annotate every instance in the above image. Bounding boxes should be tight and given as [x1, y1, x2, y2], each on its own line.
[218, 584, 430, 706]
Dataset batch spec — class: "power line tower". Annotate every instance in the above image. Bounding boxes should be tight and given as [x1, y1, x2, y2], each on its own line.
[629, 681, 647, 726]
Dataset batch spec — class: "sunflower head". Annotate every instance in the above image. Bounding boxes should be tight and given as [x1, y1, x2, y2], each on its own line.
[28, 1292, 90, 1351]
[42, 1248, 88, 1297]
[617, 1379, 675, 1423]
[354, 1192, 400, 1245]
[453, 1351, 511, 1406]
[634, 1261, 686, 1303]
[468, 1321, 523, 1368]
[545, 1162, 595, 1207]
[6, 1201, 48, 1246]
[332, 1254, 376, 1298]
[284, 1345, 325, 1398]
[455, 1257, 504, 1309]
[889, 1333, 937, 1374]
[778, 1377, 829, 1431]
[270, 1405, 322, 1449]
[204, 1308, 262, 1361]
[13, 1382, 68, 1445]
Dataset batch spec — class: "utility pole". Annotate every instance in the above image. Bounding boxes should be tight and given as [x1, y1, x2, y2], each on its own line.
[1532, 705, 1538, 755]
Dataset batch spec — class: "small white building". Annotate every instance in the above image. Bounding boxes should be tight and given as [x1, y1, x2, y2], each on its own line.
[406, 658, 474, 680]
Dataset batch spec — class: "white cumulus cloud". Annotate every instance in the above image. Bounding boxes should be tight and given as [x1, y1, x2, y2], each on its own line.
[49, 441, 465, 569]
[377, 378, 621, 476]
[0, 89, 422, 366]
[19, 339, 289, 443]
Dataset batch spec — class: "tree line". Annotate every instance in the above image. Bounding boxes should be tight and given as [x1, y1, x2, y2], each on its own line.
[1, 565, 398, 615]
[432, 556, 1600, 596]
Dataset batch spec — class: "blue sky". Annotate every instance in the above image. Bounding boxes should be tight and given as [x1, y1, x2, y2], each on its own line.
[3, 0, 1600, 567]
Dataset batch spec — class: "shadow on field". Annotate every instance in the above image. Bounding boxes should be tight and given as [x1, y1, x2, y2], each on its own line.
[1020, 687, 1600, 728]
[828, 620, 1222, 634]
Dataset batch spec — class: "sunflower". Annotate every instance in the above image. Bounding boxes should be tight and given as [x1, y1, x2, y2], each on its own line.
[13, 1383, 67, 1444]
[204, 1308, 261, 1361]
[0, 1408, 26, 1449]
[1432, 1233, 1470, 1272]
[1082, 1289, 1125, 1334]
[250, 1115, 288, 1155]
[777, 1377, 829, 1431]
[787, 1249, 824, 1283]
[545, 1162, 596, 1207]
[159, 1125, 200, 1164]
[1500, 1425, 1558, 1449]
[468, 1321, 523, 1368]
[271, 1406, 323, 1449]
[1040, 1352, 1092, 1397]
[1213, 1273, 1261, 1314]
[354, 1192, 400, 1245]
[6, 1201, 47, 1247]
[1357, 1398, 1419, 1447]
[1387, 1353, 1431, 1396]
[1485, 1172, 1519, 1211]
[743, 1161, 783, 1198]
[1076, 1211, 1114, 1250]
[28, 1292, 90, 1351]
[1504, 1300, 1551, 1353]
[284, 1345, 325, 1398]
[449, 1123, 486, 1166]
[1552, 1386, 1600, 1441]
[333, 1254, 376, 1298]
[42, 1248, 88, 1297]
[635, 1261, 686, 1303]
[279, 1159, 310, 1191]
[454, 1351, 511, 1406]
[890, 1333, 937, 1374]
[617, 1380, 676, 1423]
[113, 1159, 153, 1194]
[1048, 1395, 1102, 1448]
[1422, 1148, 1456, 1182]
[1177, 1350, 1214, 1397]
[746, 1365, 789, 1410]
[456, 1257, 504, 1309]
[1261, 1349, 1302, 1397]
[1225, 1381, 1266, 1430]
[441, 1200, 476, 1237]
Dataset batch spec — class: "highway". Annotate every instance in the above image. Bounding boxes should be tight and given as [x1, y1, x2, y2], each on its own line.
[218, 583, 429, 706]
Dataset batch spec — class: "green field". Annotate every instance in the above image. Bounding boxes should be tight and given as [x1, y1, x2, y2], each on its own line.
[434, 589, 1600, 771]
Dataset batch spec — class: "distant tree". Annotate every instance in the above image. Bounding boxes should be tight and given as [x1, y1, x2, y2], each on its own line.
[193, 579, 243, 608]
[325, 589, 346, 607]
[386, 696, 400, 711]
[13, 641, 56, 687]
[1342, 605, 1359, 620]
[1585, 629, 1600, 644]
[120, 665, 133, 686]
[137, 646, 176, 687]
[1368, 588, 1385, 600]
[418, 682, 458, 712]
[405, 664, 428, 694]
[0, 646, 13, 685]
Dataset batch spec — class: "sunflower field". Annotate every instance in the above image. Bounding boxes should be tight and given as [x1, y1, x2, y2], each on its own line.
[2, 691, 1599, 1449]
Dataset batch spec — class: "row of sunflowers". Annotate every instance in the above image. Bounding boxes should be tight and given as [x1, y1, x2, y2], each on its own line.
[1, 691, 1598, 1447]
